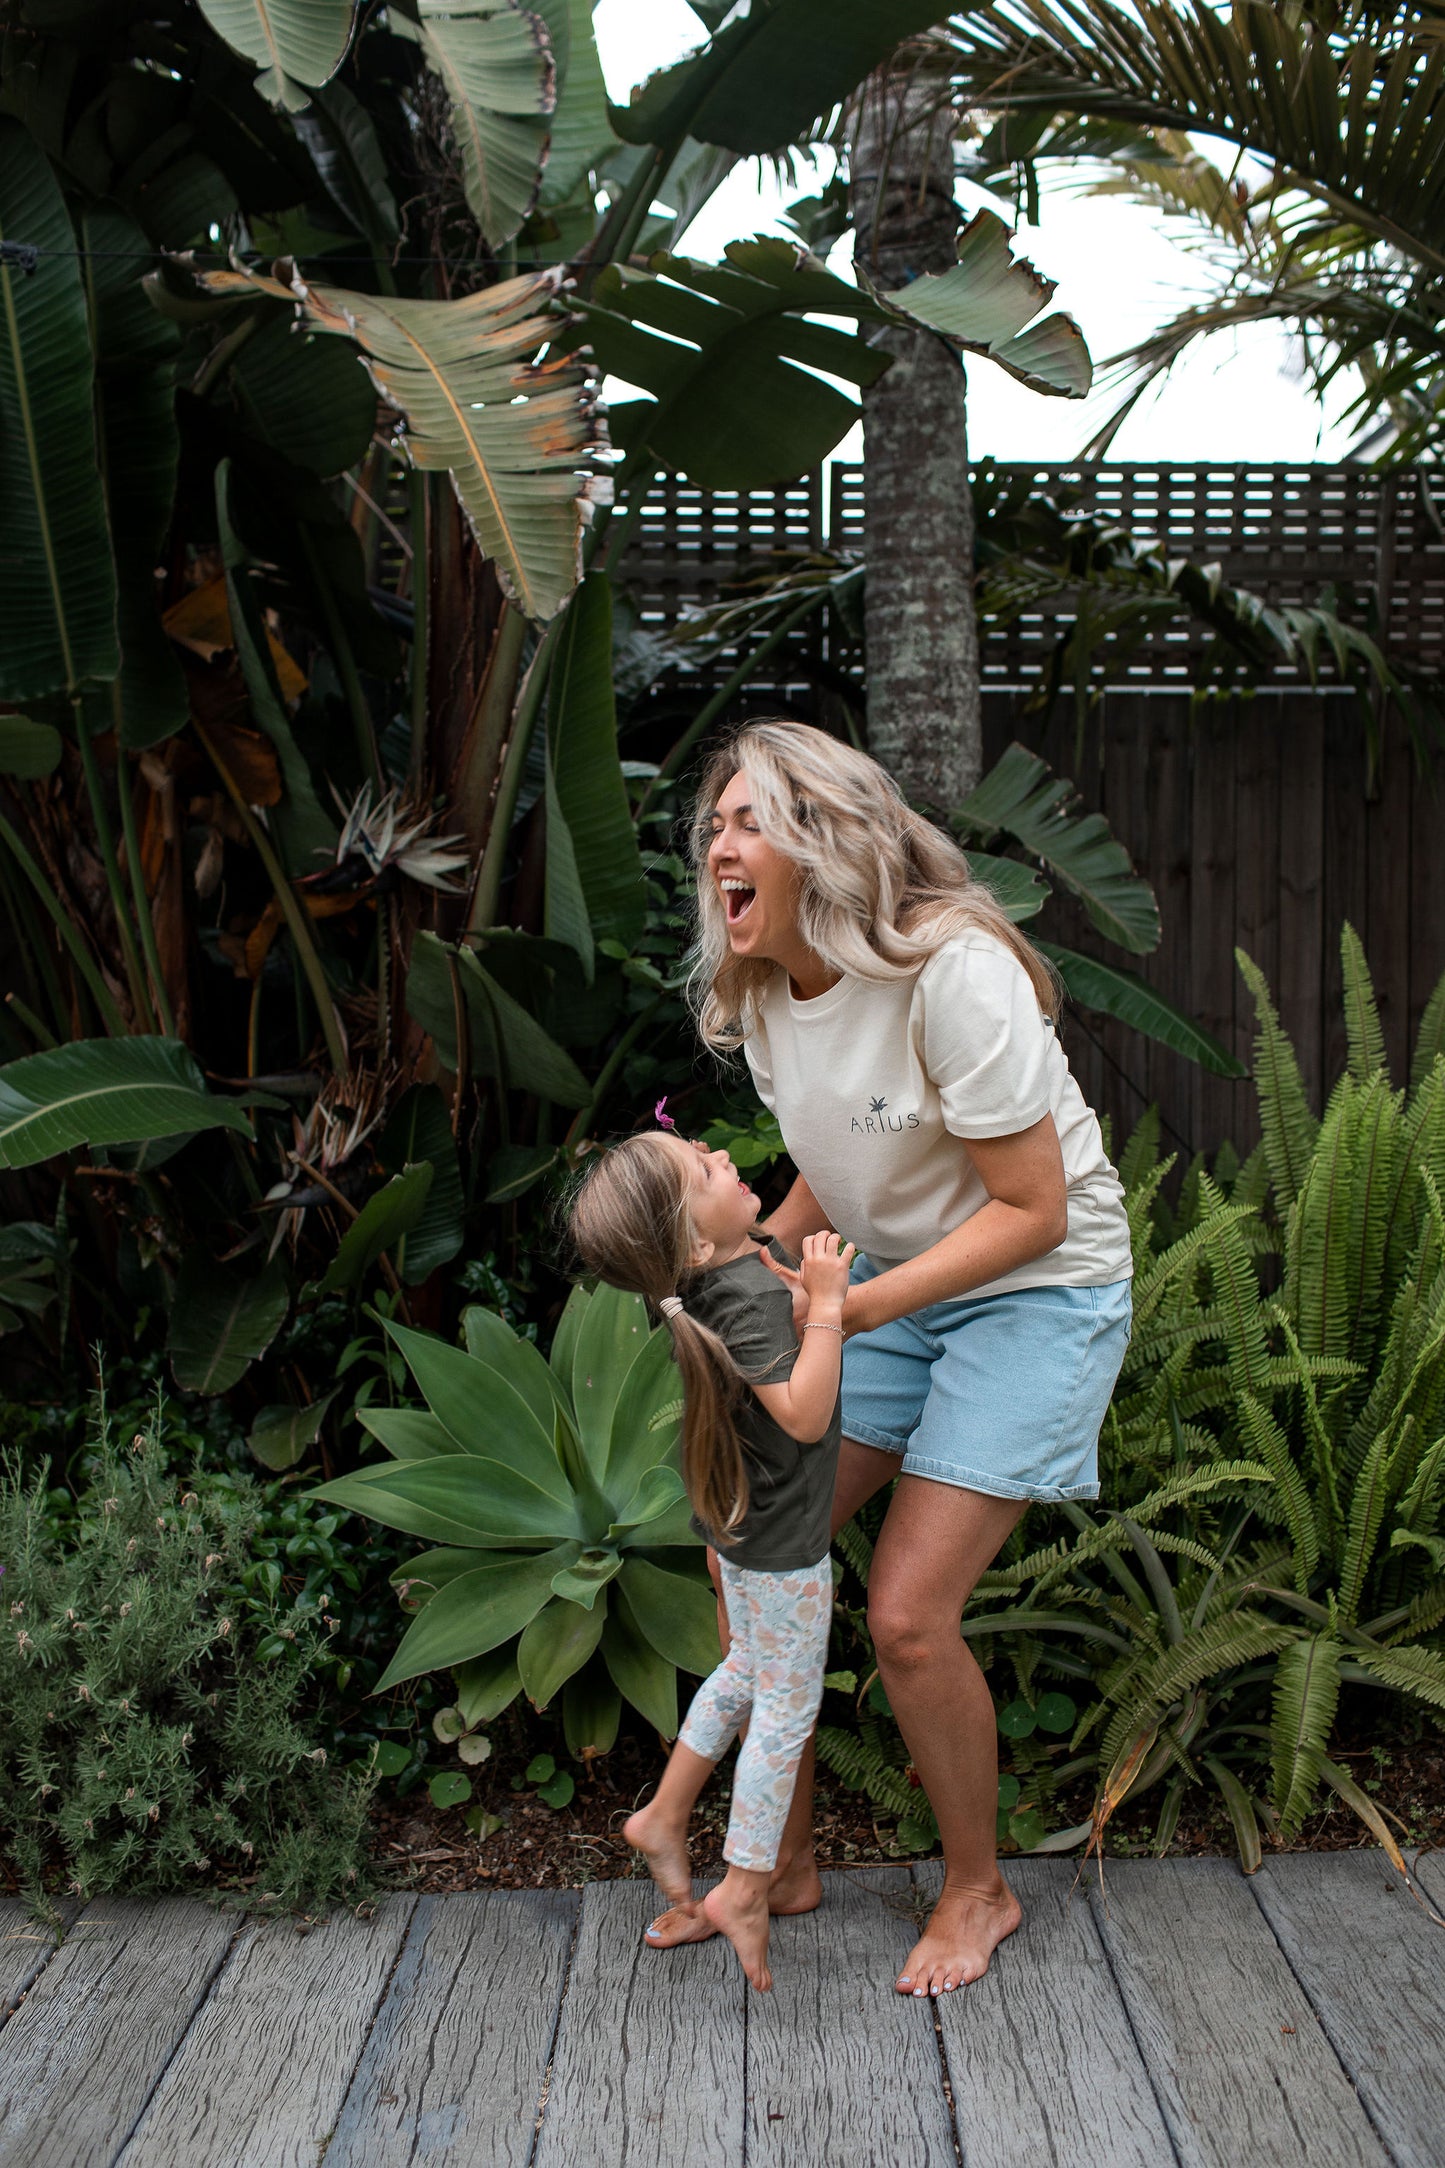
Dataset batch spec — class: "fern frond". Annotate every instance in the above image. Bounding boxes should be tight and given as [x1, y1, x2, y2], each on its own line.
[1118, 1106, 1164, 1198]
[1133, 1202, 1260, 1328]
[1352, 1641, 1445, 1714]
[1341, 922, 1388, 1084]
[1410, 977, 1445, 1098]
[1269, 1633, 1340, 1838]
[1237, 1392, 1320, 1593]
[833, 1518, 873, 1588]
[815, 1724, 918, 1819]
[1097, 1612, 1294, 1772]
[1236, 946, 1318, 1206]
[1384, 1576, 1445, 1642]
[1231, 1142, 1273, 1214]
[1338, 1423, 1403, 1626]
[1125, 1158, 1174, 1271]
[1288, 1079, 1358, 1361]
[1198, 1173, 1271, 1395]
[1385, 1061, 1445, 1283]
[1343, 1076, 1402, 1367]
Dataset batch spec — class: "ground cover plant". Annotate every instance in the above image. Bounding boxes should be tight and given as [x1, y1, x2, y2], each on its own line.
[0, 1393, 375, 1912]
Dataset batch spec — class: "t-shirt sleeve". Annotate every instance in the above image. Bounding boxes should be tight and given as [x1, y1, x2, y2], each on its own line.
[919, 937, 1054, 1140]
[713, 1275, 798, 1383]
[742, 1009, 776, 1111]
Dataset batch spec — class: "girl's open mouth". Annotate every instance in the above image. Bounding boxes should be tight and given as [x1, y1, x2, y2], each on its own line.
[720, 880, 755, 924]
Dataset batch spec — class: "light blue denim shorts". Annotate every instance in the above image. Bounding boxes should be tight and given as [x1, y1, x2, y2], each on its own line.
[840, 1257, 1132, 1502]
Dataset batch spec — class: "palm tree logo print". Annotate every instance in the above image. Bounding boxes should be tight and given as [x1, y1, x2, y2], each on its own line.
[869, 1096, 888, 1115]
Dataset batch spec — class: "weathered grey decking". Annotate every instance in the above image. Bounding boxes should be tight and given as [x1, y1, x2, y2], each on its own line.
[1, 1852, 1442, 2167]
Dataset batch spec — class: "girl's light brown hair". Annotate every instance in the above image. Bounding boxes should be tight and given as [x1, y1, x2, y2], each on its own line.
[566, 1132, 752, 1547]
[688, 717, 1061, 1052]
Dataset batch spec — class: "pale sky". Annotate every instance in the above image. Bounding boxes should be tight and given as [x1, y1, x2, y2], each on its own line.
[593, 0, 1359, 467]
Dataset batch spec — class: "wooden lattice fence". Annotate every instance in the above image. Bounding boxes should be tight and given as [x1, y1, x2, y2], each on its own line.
[616, 464, 1445, 1161]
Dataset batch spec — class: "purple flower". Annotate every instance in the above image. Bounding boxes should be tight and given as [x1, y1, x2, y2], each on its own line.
[654, 1098, 677, 1131]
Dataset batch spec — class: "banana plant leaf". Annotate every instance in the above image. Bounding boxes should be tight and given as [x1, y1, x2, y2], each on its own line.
[0, 1038, 257, 1169]
[575, 240, 890, 488]
[197, 259, 603, 623]
[395, 0, 554, 247]
[545, 570, 645, 949]
[609, 0, 960, 156]
[518, 1591, 607, 1707]
[534, 0, 615, 205]
[880, 209, 1090, 399]
[375, 1545, 575, 1690]
[964, 851, 1050, 923]
[378, 1085, 465, 1284]
[168, 1253, 289, 1396]
[1038, 942, 1246, 1077]
[304, 80, 400, 245]
[79, 204, 187, 746]
[319, 1163, 433, 1295]
[196, 0, 356, 111]
[405, 932, 592, 1105]
[955, 741, 1160, 954]
[0, 120, 118, 700]
[228, 311, 378, 477]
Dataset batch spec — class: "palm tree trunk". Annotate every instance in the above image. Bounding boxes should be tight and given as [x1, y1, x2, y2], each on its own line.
[849, 49, 982, 810]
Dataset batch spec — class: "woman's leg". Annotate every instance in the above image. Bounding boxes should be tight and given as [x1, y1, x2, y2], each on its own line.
[866, 1475, 1026, 1996]
[644, 1438, 898, 1947]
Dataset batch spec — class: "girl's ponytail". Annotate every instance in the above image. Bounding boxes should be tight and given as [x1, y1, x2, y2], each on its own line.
[566, 1133, 752, 1547]
[662, 1305, 751, 1547]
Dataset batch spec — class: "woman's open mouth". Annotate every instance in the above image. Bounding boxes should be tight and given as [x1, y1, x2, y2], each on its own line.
[720, 878, 755, 925]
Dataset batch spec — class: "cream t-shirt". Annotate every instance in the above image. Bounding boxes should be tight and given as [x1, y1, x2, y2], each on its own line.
[743, 932, 1132, 1299]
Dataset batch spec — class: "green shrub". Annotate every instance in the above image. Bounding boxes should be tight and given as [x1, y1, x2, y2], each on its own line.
[311, 1281, 721, 1795]
[0, 1400, 375, 1911]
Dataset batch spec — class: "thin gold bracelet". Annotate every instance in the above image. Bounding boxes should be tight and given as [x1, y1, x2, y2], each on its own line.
[801, 1320, 843, 1334]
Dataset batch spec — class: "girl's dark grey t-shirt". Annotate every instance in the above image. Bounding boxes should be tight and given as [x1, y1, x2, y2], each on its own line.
[685, 1243, 841, 1573]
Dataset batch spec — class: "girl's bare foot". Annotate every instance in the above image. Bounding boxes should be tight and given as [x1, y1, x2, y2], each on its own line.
[896, 1876, 1022, 1997]
[643, 1848, 822, 1948]
[702, 1869, 773, 1991]
[622, 1803, 693, 1909]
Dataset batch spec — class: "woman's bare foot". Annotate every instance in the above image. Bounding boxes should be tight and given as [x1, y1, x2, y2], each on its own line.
[895, 1876, 1022, 1997]
[622, 1803, 692, 1909]
[702, 1868, 773, 1991]
[643, 1848, 822, 1948]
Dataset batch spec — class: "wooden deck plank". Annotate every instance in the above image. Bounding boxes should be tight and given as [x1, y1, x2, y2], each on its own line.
[1249, 1851, 1445, 2168]
[534, 1877, 745, 2168]
[921, 1859, 1172, 2168]
[0, 1901, 79, 2025]
[0, 1896, 236, 2168]
[1088, 1858, 1388, 2168]
[117, 1899, 416, 2168]
[745, 1866, 956, 2167]
[327, 1890, 577, 2168]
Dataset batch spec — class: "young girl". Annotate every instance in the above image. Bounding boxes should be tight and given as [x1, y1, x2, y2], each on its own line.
[568, 1127, 854, 1991]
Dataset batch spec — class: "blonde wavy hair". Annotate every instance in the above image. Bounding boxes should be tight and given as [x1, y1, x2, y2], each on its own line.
[688, 719, 1060, 1051]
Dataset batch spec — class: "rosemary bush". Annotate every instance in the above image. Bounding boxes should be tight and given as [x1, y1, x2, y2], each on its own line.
[0, 1400, 375, 1909]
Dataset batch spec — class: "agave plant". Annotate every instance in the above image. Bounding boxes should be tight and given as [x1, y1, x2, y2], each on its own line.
[311, 1280, 720, 1757]
[959, 928, 1445, 1868]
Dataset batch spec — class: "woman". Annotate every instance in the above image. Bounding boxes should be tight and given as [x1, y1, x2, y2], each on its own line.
[649, 719, 1132, 1998]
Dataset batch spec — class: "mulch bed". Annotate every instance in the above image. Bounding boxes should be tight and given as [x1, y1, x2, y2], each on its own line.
[370, 1726, 1445, 1897]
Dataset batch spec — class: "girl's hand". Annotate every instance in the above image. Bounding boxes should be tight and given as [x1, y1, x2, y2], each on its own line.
[799, 1231, 856, 1315]
[758, 1244, 810, 1331]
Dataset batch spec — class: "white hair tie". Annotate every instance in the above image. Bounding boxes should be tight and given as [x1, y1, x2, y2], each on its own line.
[658, 1295, 684, 1319]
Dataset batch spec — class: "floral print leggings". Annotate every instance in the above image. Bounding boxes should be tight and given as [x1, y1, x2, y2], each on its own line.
[677, 1555, 833, 1872]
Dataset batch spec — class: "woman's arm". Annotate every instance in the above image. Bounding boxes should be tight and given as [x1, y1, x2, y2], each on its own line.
[758, 1168, 834, 1253]
[843, 1114, 1068, 1337]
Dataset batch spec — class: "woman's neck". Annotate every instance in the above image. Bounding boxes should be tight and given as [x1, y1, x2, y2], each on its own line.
[769, 933, 839, 1002]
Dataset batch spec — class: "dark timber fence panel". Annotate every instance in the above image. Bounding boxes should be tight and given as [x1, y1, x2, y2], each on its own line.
[616, 464, 1445, 1160]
